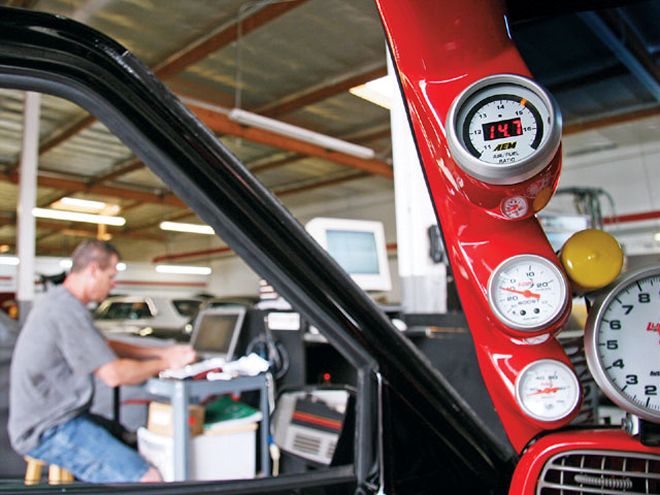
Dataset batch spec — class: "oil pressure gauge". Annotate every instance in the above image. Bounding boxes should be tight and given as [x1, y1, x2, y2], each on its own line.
[446, 74, 561, 185]
[488, 254, 568, 332]
[515, 359, 581, 422]
[585, 266, 660, 423]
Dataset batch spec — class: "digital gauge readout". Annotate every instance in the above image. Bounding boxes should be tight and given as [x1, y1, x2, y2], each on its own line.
[488, 254, 568, 332]
[585, 267, 660, 422]
[465, 95, 542, 163]
[482, 116, 523, 141]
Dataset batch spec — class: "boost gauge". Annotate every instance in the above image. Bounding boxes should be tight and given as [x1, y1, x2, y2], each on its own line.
[488, 254, 568, 332]
[585, 266, 660, 423]
[446, 74, 561, 185]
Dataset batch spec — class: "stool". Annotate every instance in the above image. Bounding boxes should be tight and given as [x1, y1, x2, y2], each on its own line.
[24, 456, 74, 485]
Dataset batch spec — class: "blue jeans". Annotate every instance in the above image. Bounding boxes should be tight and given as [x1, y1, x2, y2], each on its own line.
[27, 413, 151, 483]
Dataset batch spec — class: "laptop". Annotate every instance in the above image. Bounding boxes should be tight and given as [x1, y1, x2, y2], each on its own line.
[190, 306, 246, 361]
[159, 306, 246, 379]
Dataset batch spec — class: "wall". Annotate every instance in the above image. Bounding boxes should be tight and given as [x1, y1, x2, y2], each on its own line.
[206, 189, 401, 304]
[547, 125, 660, 256]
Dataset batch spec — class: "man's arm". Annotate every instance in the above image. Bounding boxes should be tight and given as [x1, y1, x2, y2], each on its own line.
[95, 343, 196, 387]
[107, 339, 181, 359]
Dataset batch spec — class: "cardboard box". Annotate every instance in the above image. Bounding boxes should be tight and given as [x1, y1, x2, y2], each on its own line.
[147, 401, 205, 437]
[137, 423, 257, 481]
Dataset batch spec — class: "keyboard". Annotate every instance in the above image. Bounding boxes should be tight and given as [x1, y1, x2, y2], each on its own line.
[159, 357, 226, 380]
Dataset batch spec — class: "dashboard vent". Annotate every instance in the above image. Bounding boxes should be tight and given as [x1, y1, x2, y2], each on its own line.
[537, 450, 660, 494]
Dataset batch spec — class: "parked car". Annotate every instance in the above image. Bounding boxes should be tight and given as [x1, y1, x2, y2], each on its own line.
[200, 295, 259, 310]
[93, 296, 202, 340]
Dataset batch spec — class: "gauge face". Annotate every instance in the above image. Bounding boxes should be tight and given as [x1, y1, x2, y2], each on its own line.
[515, 359, 581, 422]
[446, 74, 561, 185]
[463, 94, 542, 164]
[585, 267, 660, 423]
[488, 254, 568, 331]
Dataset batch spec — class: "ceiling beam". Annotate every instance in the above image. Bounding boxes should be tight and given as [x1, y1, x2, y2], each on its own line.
[154, 0, 308, 80]
[189, 103, 393, 178]
[579, 11, 660, 101]
[275, 171, 372, 197]
[5, 113, 96, 173]
[8, 1, 308, 172]
[249, 125, 392, 175]
[257, 64, 387, 117]
[1, 170, 185, 208]
[90, 157, 144, 184]
[563, 105, 660, 135]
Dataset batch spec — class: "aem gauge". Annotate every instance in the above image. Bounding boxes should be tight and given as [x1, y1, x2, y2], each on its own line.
[585, 266, 660, 423]
[488, 254, 568, 332]
[515, 359, 581, 422]
[446, 74, 561, 185]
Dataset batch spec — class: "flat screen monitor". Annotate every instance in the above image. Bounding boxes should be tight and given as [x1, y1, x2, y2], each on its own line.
[305, 217, 391, 292]
[190, 307, 245, 361]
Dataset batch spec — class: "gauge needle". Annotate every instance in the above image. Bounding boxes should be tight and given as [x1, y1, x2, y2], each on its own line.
[501, 287, 541, 299]
[528, 387, 561, 396]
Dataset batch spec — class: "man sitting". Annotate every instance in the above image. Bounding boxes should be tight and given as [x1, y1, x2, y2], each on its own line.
[8, 240, 196, 482]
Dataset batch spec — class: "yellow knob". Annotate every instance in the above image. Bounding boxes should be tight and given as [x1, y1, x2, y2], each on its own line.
[560, 229, 624, 292]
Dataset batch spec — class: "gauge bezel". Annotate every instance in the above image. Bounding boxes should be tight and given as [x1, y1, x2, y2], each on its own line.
[487, 254, 569, 332]
[446, 74, 562, 185]
[584, 265, 660, 423]
[515, 359, 581, 422]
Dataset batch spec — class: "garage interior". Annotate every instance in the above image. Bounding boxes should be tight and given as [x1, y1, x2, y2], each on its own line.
[0, 0, 658, 491]
[0, 0, 658, 272]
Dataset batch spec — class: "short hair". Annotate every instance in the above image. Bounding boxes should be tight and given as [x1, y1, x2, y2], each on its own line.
[69, 240, 120, 274]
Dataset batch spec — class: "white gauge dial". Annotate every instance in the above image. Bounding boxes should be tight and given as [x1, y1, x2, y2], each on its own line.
[463, 95, 542, 164]
[488, 254, 568, 331]
[515, 359, 581, 422]
[446, 74, 561, 185]
[585, 267, 660, 423]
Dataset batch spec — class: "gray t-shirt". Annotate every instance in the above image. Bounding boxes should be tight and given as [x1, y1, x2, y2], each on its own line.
[8, 286, 117, 454]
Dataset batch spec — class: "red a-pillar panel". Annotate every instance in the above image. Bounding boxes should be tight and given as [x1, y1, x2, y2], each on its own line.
[375, 0, 575, 451]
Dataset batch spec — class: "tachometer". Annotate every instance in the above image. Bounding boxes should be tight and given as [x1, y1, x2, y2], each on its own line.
[585, 266, 660, 423]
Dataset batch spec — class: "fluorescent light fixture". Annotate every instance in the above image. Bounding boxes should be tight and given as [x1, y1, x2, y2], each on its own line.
[159, 221, 215, 235]
[0, 256, 19, 266]
[654, 232, 660, 242]
[59, 197, 107, 211]
[228, 108, 375, 160]
[349, 75, 393, 109]
[59, 259, 125, 271]
[155, 264, 212, 275]
[33, 208, 126, 226]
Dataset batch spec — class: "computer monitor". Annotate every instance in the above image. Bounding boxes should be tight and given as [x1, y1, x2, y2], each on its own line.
[190, 307, 246, 361]
[305, 217, 391, 292]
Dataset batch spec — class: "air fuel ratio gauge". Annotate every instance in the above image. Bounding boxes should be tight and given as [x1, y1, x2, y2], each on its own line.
[446, 74, 561, 185]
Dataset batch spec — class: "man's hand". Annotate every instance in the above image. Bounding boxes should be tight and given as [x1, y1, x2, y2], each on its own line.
[96, 344, 197, 387]
[160, 344, 196, 369]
